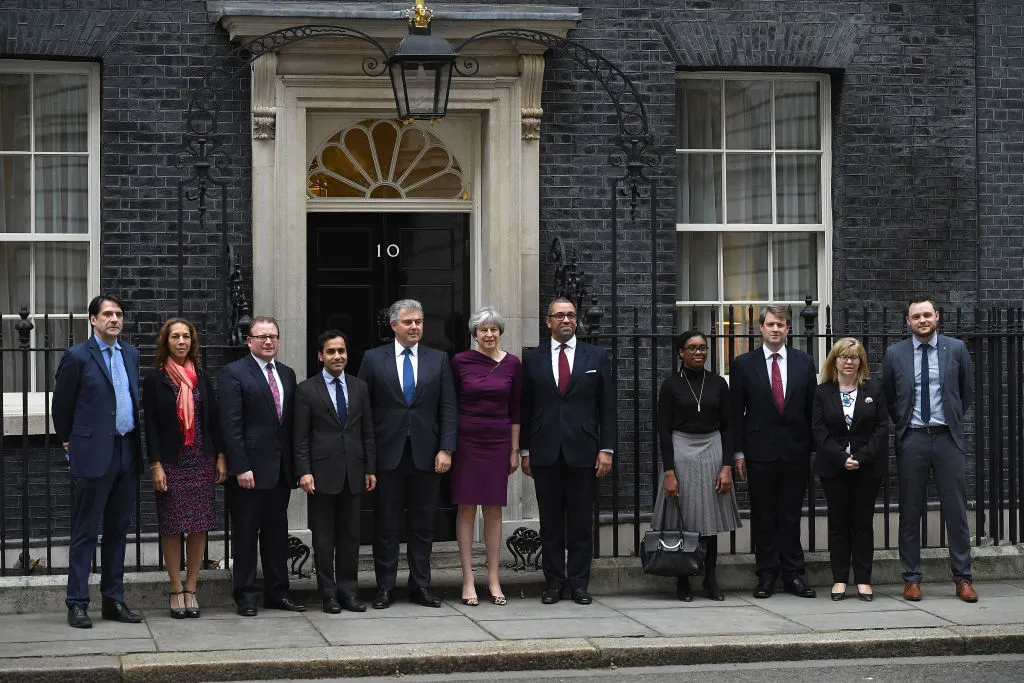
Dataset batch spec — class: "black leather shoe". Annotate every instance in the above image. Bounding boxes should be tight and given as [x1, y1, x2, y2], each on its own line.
[67, 604, 92, 629]
[783, 577, 817, 598]
[101, 600, 143, 623]
[571, 588, 592, 605]
[322, 598, 342, 614]
[752, 577, 775, 599]
[237, 601, 258, 617]
[676, 576, 694, 602]
[339, 595, 367, 613]
[409, 587, 442, 608]
[541, 588, 562, 605]
[372, 589, 395, 609]
[703, 577, 725, 601]
[265, 596, 306, 612]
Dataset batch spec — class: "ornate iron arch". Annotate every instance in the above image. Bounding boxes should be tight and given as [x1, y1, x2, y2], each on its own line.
[454, 28, 661, 335]
[174, 23, 660, 341]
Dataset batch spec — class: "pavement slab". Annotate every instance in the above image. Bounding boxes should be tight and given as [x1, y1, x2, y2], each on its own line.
[621, 605, 809, 637]
[593, 593, 751, 610]
[0, 654, 121, 683]
[478, 615, 656, 640]
[0, 612, 149, 644]
[447, 596, 623, 620]
[146, 610, 329, 651]
[913, 594, 1024, 626]
[755, 593, 915, 615]
[0, 638, 155, 658]
[786, 608, 954, 631]
[310, 614, 496, 646]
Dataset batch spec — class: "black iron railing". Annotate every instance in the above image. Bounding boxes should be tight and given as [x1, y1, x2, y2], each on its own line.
[586, 302, 1024, 559]
[0, 308, 245, 576]
[3, 303, 1023, 573]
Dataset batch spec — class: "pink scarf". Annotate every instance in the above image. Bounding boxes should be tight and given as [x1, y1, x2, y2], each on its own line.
[164, 360, 197, 447]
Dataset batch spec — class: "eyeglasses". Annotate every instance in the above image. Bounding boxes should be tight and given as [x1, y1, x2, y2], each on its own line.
[683, 346, 708, 353]
[837, 355, 860, 363]
[548, 312, 577, 321]
[250, 334, 280, 343]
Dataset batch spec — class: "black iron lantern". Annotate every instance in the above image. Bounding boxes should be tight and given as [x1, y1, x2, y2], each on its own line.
[388, 1, 456, 122]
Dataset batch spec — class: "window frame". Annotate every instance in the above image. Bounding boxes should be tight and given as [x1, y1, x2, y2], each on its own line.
[0, 59, 101, 393]
[675, 72, 832, 371]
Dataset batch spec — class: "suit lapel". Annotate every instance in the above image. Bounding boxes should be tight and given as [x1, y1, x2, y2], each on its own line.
[387, 345, 406, 401]
[413, 348, 430, 402]
[566, 342, 588, 395]
[936, 335, 949, 393]
[246, 355, 278, 416]
[755, 348, 771, 396]
[849, 383, 867, 430]
[87, 337, 113, 387]
[783, 347, 796, 407]
[314, 373, 342, 426]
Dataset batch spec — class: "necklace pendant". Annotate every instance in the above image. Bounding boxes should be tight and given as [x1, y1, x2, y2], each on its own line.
[697, 404, 701, 413]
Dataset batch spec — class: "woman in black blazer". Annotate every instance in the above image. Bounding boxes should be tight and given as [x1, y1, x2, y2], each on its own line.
[812, 337, 889, 602]
[143, 318, 226, 618]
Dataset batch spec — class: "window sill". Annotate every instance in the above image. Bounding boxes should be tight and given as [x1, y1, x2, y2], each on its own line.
[2, 393, 57, 437]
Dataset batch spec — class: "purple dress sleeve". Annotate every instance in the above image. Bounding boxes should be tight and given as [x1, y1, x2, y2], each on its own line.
[507, 354, 523, 425]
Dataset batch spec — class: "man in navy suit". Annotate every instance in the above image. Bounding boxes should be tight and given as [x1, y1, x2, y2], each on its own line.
[882, 296, 977, 603]
[520, 297, 616, 605]
[52, 295, 144, 629]
[358, 299, 457, 609]
[219, 316, 306, 616]
[730, 305, 817, 599]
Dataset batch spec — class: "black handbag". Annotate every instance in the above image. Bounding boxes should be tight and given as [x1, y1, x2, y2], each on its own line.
[640, 498, 707, 577]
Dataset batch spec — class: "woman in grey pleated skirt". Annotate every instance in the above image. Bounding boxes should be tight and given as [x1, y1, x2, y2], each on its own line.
[655, 331, 741, 601]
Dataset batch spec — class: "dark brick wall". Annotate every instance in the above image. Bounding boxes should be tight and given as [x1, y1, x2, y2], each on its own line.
[0, 0, 251, 345]
[977, 1, 1024, 307]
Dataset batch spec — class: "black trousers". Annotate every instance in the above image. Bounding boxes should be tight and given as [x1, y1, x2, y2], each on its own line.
[227, 479, 291, 605]
[747, 458, 808, 581]
[373, 440, 441, 591]
[532, 457, 596, 591]
[821, 471, 881, 584]
[308, 486, 362, 600]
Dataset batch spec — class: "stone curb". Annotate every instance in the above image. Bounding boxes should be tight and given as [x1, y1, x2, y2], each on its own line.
[2, 626, 1023, 682]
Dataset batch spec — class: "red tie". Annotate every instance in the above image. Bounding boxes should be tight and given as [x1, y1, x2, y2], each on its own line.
[266, 363, 283, 420]
[771, 352, 784, 414]
[557, 343, 570, 396]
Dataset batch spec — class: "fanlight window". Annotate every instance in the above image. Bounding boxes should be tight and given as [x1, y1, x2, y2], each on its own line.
[307, 119, 468, 200]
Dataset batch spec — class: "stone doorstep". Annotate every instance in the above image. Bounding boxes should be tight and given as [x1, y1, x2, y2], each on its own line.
[0, 545, 1021, 615]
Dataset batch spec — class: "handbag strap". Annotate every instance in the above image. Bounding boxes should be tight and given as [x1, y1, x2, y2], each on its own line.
[658, 474, 687, 534]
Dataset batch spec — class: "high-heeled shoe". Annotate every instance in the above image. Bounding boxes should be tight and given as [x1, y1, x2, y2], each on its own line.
[831, 583, 847, 601]
[184, 590, 201, 618]
[168, 591, 186, 619]
[857, 585, 873, 602]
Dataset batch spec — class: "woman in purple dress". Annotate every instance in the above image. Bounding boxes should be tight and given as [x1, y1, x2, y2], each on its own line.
[451, 306, 523, 606]
[143, 319, 227, 619]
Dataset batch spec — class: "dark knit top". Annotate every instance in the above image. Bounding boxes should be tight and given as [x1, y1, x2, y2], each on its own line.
[656, 366, 733, 470]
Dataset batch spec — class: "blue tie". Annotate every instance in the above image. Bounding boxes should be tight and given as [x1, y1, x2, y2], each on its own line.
[108, 346, 134, 435]
[920, 344, 931, 425]
[332, 377, 348, 425]
[402, 348, 415, 405]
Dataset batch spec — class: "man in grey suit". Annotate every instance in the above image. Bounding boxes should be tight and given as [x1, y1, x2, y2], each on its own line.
[294, 330, 376, 614]
[358, 299, 457, 609]
[882, 296, 977, 602]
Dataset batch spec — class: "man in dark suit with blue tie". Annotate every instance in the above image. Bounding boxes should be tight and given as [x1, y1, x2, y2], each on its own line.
[294, 330, 377, 614]
[358, 299, 457, 609]
[730, 305, 817, 599]
[882, 296, 977, 603]
[219, 316, 306, 616]
[520, 297, 616, 606]
[53, 295, 144, 629]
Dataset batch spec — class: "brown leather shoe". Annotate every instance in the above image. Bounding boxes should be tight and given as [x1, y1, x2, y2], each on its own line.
[903, 582, 922, 601]
[956, 581, 979, 603]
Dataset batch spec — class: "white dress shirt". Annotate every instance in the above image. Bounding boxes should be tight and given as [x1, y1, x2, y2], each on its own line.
[550, 335, 576, 384]
[394, 340, 419, 392]
[322, 368, 348, 414]
[252, 353, 284, 404]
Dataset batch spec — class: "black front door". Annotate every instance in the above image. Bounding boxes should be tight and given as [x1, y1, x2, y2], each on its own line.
[307, 212, 470, 543]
